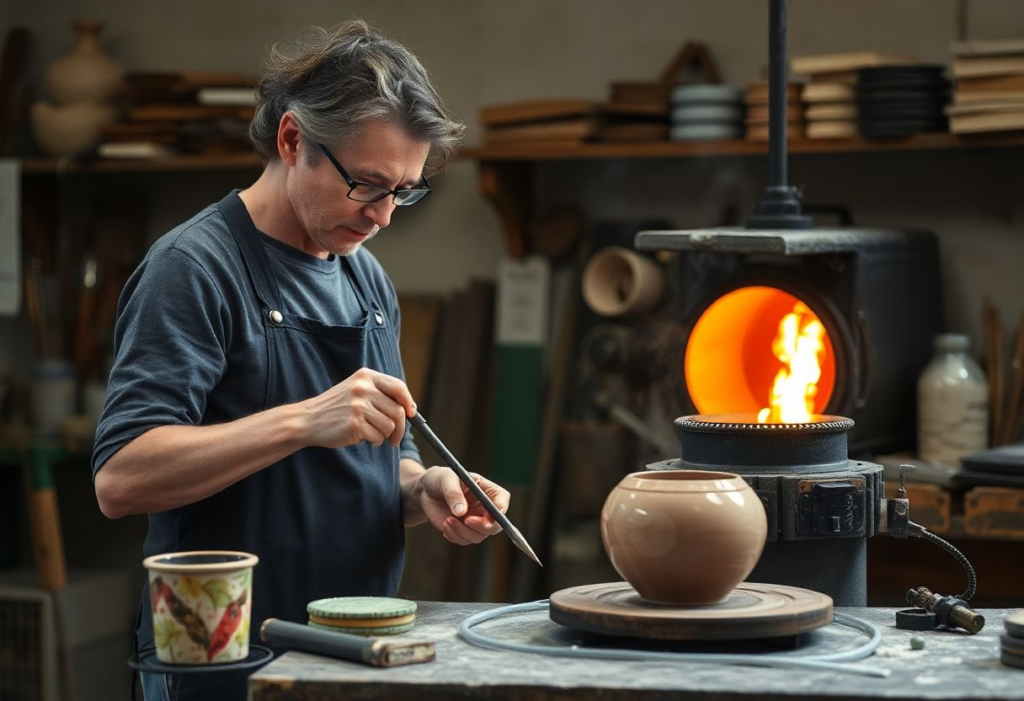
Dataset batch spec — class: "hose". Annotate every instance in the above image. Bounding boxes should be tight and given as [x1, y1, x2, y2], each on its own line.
[459, 600, 890, 678]
[908, 520, 977, 601]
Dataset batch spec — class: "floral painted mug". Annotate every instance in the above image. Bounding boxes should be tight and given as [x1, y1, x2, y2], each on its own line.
[142, 551, 259, 664]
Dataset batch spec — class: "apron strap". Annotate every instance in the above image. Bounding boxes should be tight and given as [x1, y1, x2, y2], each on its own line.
[215, 191, 284, 311]
[216, 189, 383, 321]
[340, 254, 374, 314]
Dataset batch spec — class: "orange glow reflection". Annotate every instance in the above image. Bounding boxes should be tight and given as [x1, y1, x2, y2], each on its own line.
[684, 287, 835, 421]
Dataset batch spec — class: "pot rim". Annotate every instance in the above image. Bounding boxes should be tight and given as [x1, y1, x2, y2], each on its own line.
[617, 470, 749, 493]
[143, 550, 259, 574]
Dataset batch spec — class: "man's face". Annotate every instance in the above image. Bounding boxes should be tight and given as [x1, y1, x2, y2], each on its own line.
[290, 119, 431, 257]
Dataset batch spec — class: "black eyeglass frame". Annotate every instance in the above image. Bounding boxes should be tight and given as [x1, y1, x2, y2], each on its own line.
[316, 142, 431, 206]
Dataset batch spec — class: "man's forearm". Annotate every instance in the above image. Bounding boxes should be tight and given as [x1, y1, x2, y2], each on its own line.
[94, 402, 310, 519]
[400, 457, 428, 526]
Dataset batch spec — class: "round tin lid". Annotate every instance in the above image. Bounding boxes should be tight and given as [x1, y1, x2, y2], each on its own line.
[306, 596, 416, 620]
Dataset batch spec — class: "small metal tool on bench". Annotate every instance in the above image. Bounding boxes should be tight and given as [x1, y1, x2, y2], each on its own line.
[886, 465, 985, 634]
[261, 619, 435, 667]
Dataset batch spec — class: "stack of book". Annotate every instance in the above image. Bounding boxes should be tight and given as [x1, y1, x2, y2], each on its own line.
[743, 82, 804, 141]
[480, 96, 670, 146]
[949, 39, 1024, 135]
[600, 84, 669, 142]
[481, 99, 601, 148]
[792, 51, 916, 139]
[98, 71, 257, 158]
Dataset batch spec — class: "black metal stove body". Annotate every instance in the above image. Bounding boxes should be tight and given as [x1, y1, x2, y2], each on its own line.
[648, 414, 885, 606]
[636, 227, 943, 457]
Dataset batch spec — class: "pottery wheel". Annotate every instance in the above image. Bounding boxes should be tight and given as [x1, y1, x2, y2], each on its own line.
[549, 582, 833, 641]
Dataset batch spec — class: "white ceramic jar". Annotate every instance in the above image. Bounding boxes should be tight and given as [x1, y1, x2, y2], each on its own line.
[917, 333, 988, 465]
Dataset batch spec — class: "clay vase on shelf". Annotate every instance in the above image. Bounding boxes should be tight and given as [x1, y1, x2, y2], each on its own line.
[45, 20, 124, 105]
[31, 20, 123, 156]
[30, 100, 118, 155]
[601, 470, 767, 605]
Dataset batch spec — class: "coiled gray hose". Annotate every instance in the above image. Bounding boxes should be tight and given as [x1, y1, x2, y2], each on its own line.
[459, 600, 890, 678]
[909, 521, 977, 601]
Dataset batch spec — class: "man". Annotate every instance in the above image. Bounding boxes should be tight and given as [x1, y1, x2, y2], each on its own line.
[92, 21, 510, 700]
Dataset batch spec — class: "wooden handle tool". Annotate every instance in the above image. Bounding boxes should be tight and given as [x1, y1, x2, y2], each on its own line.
[260, 619, 435, 667]
[409, 412, 542, 567]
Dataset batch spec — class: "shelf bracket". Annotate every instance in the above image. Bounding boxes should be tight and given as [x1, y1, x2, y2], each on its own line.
[478, 160, 533, 259]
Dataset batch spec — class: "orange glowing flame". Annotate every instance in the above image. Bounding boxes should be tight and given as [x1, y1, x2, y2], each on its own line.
[757, 302, 826, 424]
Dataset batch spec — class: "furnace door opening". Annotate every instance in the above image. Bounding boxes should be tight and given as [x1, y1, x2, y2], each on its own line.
[684, 286, 837, 421]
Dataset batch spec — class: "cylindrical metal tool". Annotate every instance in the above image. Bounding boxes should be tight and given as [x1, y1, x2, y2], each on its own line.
[260, 619, 435, 667]
[409, 413, 542, 566]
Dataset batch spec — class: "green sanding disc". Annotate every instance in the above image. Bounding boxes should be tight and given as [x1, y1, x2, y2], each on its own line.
[1001, 650, 1024, 669]
[307, 620, 416, 636]
[307, 596, 417, 620]
[1005, 612, 1024, 639]
[1001, 633, 1024, 656]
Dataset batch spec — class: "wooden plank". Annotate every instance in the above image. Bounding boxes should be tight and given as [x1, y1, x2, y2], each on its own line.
[18, 131, 1024, 175]
[480, 99, 597, 128]
[396, 295, 443, 406]
[964, 486, 1024, 538]
[20, 152, 262, 174]
[461, 132, 1024, 160]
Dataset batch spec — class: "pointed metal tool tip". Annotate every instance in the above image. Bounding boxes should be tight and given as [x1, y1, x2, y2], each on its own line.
[521, 543, 543, 568]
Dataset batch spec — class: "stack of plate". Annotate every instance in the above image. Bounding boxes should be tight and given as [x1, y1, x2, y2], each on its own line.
[856, 64, 949, 137]
[1001, 612, 1024, 669]
[306, 596, 417, 636]
[670, 84, 744, 142]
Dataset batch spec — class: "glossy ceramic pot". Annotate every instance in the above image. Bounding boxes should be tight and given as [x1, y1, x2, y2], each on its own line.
[601, 470, 767, 605]
[143, 551, 258, 664]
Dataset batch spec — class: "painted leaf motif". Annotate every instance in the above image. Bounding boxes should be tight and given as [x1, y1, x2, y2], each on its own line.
[181, 576, 204, 600]
[233, 569, 251, 589]
[202, 578, 232, 608]
[154, 617, 181, 650]
[234, 616, 250, 648]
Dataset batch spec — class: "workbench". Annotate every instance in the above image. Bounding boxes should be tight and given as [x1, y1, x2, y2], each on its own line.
[249, 601, 1023, 700]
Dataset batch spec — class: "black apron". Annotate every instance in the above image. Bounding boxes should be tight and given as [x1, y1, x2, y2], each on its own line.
[137, 192, 406, 700]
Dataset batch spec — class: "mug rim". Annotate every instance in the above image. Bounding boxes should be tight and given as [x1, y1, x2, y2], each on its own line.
[143, 550, 259, 574]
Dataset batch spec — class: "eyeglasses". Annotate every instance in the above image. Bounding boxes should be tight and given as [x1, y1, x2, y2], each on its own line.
[316, 143, 431, 206]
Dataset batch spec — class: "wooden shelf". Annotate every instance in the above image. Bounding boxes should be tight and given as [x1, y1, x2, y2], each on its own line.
[19, 151, 263, 175]
[463, 130, 1024, 256]
[462, 131, 1024, 161]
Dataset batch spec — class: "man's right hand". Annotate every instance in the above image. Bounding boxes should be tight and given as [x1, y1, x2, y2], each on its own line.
[300, 368, 416, 449]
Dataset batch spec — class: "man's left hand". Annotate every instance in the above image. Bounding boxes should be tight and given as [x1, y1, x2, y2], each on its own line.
[415, 467, 510, 545]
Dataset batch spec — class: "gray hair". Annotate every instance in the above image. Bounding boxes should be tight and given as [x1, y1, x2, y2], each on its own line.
[249, 20, 464, 176]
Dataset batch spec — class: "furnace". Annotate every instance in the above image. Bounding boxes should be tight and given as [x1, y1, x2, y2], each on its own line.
[632, 0, 946, 607]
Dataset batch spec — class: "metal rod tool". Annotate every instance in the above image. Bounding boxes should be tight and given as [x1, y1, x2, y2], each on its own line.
[409, 413, 542, 566]
[260, 619, 435, 667]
